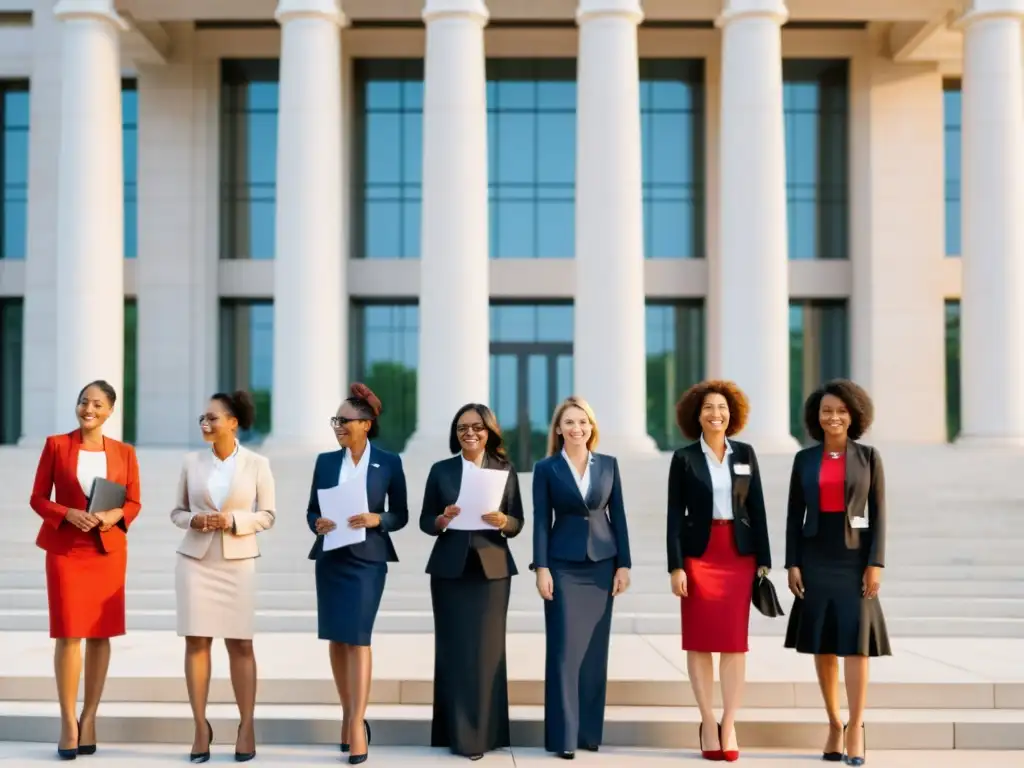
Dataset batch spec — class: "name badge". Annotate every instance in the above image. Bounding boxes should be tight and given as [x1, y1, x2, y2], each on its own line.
[733, 463, 751, 476]
[850, 516, 870, 530]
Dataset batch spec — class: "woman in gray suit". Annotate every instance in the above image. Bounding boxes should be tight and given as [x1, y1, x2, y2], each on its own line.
[170, 390, 276, 764]
[532, 396, 632, 759]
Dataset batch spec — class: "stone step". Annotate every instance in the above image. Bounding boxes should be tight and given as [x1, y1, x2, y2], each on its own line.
[1, 701, 1022, 750]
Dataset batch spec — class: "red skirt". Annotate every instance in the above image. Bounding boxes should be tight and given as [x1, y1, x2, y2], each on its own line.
[680, 521, 756, 653]
[45, 534, 127, 639]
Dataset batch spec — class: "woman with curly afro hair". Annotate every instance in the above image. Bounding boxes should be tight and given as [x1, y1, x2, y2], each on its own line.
[783, 379, 890, 766]
[665, 380, 772, 762]
[306, 383, 409, 765]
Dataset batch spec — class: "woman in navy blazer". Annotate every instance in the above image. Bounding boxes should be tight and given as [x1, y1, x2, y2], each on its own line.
[306, 383, 409, 766]
[532, 396, 632, 759]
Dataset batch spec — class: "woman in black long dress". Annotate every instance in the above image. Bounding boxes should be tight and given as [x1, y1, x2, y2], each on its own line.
[784, 379, 890, 767]
[419, 403, 524, 761]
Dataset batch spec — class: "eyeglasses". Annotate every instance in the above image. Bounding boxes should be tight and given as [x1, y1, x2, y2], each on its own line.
[198, 414, 221, 425]
[331, 416, 369, 428]
[456, 423, 486, 434]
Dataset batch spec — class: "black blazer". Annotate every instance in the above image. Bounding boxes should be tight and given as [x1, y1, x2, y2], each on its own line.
[785, 440, 886, 570]
[666, 439, 771, 571]
[531, 452, 632, 570]
[419, 453, 524, 579]
[305, 446, 409, 563]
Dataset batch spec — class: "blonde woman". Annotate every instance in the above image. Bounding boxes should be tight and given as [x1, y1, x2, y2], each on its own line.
[531, 396, 632, 759]
[170, 390, 276, 764]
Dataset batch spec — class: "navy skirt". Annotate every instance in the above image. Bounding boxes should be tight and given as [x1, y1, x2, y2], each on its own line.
[315, 548, 387, 646]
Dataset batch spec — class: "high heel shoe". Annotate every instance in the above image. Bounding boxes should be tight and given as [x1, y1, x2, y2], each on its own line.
[843, 723, 866, 766]
[57, 722, 78, 761]
[822, 722, 844, 762]
[719, 723, 739, 763]
[235, 722, 256, 762]
[698, 722, 723, 761]
[349, 721, 370, 765]
[189, 720, 213, 764]
[77, 718, 97, 756]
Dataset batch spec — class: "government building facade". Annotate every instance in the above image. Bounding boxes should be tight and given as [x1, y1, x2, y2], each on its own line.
[0, 0, 1014, 468]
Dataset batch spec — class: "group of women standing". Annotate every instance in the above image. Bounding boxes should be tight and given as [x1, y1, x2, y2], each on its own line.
[30, 376, 888, 767]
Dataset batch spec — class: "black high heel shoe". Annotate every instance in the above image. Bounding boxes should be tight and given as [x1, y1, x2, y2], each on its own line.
[822, 723, 844, 762]
[57, 722, 78, 761]
[349, 721, 371, 765]
[843, 723, 866, 766]
[190, 720, 213, 764]
[77, 717, 96, 756]
[235, 722, 256, 762]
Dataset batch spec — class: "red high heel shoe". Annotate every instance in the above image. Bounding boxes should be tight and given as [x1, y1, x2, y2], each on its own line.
[720, 723, 739, 762]
[699, 722, 723, 761]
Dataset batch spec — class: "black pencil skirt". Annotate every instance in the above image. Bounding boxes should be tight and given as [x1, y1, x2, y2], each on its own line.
[429, 552, 512, 756]
[784, 513, 891, 658]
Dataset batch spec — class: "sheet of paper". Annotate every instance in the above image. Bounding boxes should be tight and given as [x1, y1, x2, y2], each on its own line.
[448, 465, 509, 531]
[318, 479, 369, 551]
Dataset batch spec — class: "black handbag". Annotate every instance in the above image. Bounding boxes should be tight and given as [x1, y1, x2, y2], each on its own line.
[752, 574, 785, 618]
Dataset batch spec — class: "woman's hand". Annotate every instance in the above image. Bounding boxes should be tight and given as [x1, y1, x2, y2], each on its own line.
[315, 517, 337, 535]
[863, 566, 882, 599]
[215, 511, 234, 531]
[94, 507, 124, 533]
[612, 567, 631, 596]
[535, 567, 554, 601]
[670, 568, 688, 598]
[64, 508, 98, 533]
[348, 513, 381, 530]
[436, 505, 460, 531]
[788, 567, 805, 599]
[481, 511, 508, 530]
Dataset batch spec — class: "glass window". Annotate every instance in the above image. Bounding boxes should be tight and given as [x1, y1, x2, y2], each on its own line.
[945, 298, 961, 441]
[221, 60, 279, 261]
[349, 302, 419, 452]
[218, 300, 274, 438]
[783, 61, 849, 261]
[488, 59, 577, 259]
[646, 301, 705, 449]
[789, 300, 849, 440]
[0, 299, 22, 444]
[122, 79, 138, 259]
[944, 80, 962, 257]
[1, 81, 29, 261]
[123, 299, 137, 444]
[354, 60, 423, 260]
[641, 60, 705, 260]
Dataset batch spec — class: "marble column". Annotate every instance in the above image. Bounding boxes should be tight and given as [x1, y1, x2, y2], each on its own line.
[269, 0, 345, 451]
[957, 0, 1024, 445]
[716, 0, 795, 451]
[53, 0, 127, 438]
[574, 0, 656, 455]
[403, 0, 490, 459]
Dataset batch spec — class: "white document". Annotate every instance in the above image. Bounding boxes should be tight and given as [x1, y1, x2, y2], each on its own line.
[448, 465, 509, 531]
[318, 479, 369, 551]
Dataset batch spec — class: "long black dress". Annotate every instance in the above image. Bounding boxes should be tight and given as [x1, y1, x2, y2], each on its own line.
[419, 453, 525, 757]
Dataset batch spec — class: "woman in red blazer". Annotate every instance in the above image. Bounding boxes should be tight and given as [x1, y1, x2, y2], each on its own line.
[30, 380, 142, 760]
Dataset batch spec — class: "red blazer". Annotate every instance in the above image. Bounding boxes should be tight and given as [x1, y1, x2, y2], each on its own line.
[31, 431, 142, 555]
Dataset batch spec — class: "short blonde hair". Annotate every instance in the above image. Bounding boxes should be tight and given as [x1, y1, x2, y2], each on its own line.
[547, 396, 600, 457]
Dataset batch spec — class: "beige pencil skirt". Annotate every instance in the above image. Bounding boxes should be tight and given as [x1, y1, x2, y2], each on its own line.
[175, 534, 256, 640]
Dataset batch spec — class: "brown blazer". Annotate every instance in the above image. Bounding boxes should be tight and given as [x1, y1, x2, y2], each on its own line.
[170, 446, 276, 560]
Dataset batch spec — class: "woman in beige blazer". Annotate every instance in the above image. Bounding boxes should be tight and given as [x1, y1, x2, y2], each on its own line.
[170, 390, 275, 764]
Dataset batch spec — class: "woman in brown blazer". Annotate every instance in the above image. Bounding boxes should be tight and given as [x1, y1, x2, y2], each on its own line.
[170, 391, 276, 763]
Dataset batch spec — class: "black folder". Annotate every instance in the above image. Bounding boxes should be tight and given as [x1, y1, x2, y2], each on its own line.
[87, 477, 127, 514]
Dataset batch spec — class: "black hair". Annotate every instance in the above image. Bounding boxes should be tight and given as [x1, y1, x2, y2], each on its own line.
[345, 382, 382, 439]
[448, 403, 508, 461]
[77, 380, 117, 407]
[211, 390, 256, 431]
[803, 379, 874, 442]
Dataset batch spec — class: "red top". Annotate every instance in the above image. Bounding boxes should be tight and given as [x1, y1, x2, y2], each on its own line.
[818, 452, 846, 513]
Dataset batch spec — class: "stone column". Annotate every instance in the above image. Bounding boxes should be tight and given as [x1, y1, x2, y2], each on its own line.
[957, 0, 1024, 445]
[53, 0, 127, 438]
[716, 0, 795, 451]
[269, 0, 345, 451]
[403, 0, 490, 459]
[573, 0, 656, 456]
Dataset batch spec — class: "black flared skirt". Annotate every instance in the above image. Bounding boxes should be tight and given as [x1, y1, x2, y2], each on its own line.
[784, 513, 891, 657]
[430, 553, 511, 756]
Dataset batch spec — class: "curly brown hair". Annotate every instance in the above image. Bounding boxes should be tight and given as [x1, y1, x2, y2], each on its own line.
[675, 380, 750, 441]
[803, 379, 874, 441]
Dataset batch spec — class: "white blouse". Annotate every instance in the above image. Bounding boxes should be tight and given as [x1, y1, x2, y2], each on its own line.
[207, 442, 239, 511]
[561, 448, 592, 501]
[700, 434, 735, 521]
[76, 450, 107, 498]
[340, 443, 371, 485]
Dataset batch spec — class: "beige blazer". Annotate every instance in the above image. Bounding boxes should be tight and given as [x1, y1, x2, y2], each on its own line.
[170, 446, 276, 560]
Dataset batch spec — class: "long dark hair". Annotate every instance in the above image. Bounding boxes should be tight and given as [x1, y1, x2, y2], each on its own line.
[448, 403, 508, 461]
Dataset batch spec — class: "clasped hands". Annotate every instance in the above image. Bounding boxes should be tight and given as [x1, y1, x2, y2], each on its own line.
[314, 513, 381, 535]
[64, 507, 124, 533]
[190, 511, 233, 532]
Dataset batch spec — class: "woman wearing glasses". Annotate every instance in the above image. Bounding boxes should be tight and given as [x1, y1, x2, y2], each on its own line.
[171, 390, 276, 763]
[307, 383, 409, 765]
[420, 403, 524, 761]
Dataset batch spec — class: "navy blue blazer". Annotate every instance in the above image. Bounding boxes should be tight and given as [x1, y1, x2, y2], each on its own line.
[531, 452, 632, 570]
[306, 446, 408, 563]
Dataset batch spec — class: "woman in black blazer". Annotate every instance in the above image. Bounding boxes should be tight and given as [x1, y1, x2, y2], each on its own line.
[784, 379, 890, 766]
[533, 396, 631, 760]
[306, 383, 409, 765]
[420, 403, 524, 761]
[666, 380, 771, 762]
